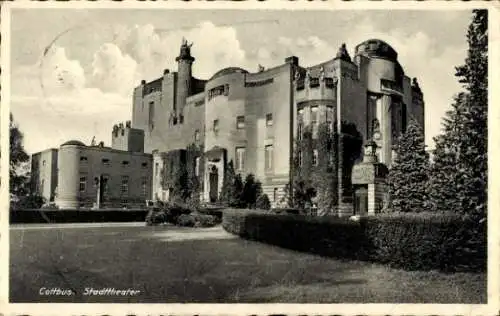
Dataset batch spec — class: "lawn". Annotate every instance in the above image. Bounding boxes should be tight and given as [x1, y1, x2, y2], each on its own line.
[9, 224, 486, 303]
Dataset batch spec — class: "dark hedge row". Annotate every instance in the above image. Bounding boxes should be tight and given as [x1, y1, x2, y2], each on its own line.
[222, 210, 486, 272]
[10, 209, 148, 224]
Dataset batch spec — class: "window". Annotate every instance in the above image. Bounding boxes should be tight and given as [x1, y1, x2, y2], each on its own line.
[213, 119, 219, 133]
[297, 109, 304, 140]
[236, 116, 245, 129]
[149, 101, 155, 129]
[326, 106, 334, 131]
[102, 175, 110, 195]
[273, 188, 279, 202]
[122, 160, 129, 166]
[402, 103, 408, 133]
[79, 176, 86, 192]
[313, 149, 318, 166]
[265, 145, 273, 170]
[102, 158, 110, 166]
[266, 113, 273, 127]
[235, 147, 246, 172]
[142, 162, 148, 168]
[194, 130, 200, 142]
[121, 176, 129, 195]
[80, 156, 88, 162]
[311, 107, 318, 138]
[141, 177, 147, 196]
[195, 157, 200, 176]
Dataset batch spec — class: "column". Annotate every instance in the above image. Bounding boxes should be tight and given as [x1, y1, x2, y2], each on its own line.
[377, 94, 392, 165]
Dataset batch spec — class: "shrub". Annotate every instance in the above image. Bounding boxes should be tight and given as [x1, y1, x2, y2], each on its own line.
[256, 194, 271, 210]
[222, 210, 486, 272]
[177, 214, 196, 227]
[193, 213, 218, 227]
[145, 210, 167, 226]
[162, 201, 193, 224]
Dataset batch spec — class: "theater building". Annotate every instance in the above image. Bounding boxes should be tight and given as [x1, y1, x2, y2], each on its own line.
[131, 38, 424, 213]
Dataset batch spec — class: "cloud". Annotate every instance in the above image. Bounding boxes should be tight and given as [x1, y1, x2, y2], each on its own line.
[90, 43, 138, 95]
[114, 21, 248, 81]
[39, 46, 86, 94]
[256, 36, 336, 68]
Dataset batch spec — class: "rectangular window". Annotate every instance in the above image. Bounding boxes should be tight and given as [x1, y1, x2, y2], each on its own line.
[235, 147, 246, 172]
[313, 149, 319, 166]
[80, 156, 88, 162]
[121, 176, 129, 195]
[195, 157, 200, 177]
[326, 106, 334, 131]
[149, 101, 155, 129]
[236, 116, 245, 129]
[194, 130, 200, 142]
[311, 107, 318, 138]
[266, 113, 273, 127]
[102, 175, 110, 195]
[213, 119, 219, 133]
[141, 177, 147, 196]
[142, 162, 148, 168]
[79, 176, 86, 193]
[297, 109, 304, 140]
[265, 145, 273, 170]
[122, 160, 129, 166]
[102, 158, 110, 166]
[273, 188, 279, 202]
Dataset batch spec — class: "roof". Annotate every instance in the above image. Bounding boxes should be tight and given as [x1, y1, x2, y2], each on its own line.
[354, 39, 398, 62]
[209, 67, 249, 81]
[61, 140, 86, 147]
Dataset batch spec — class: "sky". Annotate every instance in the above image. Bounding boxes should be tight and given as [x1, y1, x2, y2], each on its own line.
[9, 9, 472, 154]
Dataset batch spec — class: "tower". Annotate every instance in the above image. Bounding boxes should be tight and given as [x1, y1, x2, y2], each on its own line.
[175, 37, 195, 123]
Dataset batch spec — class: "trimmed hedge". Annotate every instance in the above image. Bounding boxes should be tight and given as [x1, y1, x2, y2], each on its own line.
[11, 209, 148, 224]
[222, 210, 486, 272]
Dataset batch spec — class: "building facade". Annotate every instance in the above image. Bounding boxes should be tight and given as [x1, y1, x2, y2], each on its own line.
[31, 122, 153, 209]
[31, 148, 58, 202]
[133, 38, 425, 212]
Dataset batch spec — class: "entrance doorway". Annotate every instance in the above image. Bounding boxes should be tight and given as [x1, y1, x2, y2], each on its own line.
[209, 165, 218, 203]
[353, 185, 368, 215]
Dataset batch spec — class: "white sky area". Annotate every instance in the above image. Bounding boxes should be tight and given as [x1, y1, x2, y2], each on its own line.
[10, 9, 471, 154]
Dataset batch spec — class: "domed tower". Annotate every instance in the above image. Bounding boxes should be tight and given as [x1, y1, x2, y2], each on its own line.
[175, 37, 195, 121]
[354, 39, 406, 166]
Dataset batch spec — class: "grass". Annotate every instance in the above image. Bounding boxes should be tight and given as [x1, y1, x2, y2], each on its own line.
[9, 224, 486, 303]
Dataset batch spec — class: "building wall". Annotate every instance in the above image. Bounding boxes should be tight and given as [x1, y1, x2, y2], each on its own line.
[31, 149, 58, 202]
[56, 144, 152, 209]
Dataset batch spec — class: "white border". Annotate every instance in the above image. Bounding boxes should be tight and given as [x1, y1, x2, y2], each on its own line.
[1, 1, 499, 315]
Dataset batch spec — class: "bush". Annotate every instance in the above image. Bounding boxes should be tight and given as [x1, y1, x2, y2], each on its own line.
[162, 201, 193, 224]
[177, 214, 196, 227]
[222, 210, 486, 272]
[256, 194, 271, 210]
[145, 209, 167, 226]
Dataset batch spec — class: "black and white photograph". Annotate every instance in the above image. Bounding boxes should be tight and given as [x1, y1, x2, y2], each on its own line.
[2, 1, 498, 314]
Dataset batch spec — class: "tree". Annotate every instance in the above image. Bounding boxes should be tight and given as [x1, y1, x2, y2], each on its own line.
[10, 113, 30, 197]
[388, 118, 430, 212]
[256, 194, 271, 210]
[170, 163, 189, 204]
[428, 10, 487, 218]
[241, 174, 262, 209]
